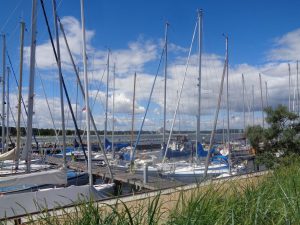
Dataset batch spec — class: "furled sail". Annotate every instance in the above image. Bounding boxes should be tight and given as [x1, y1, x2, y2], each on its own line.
[0, 148, 16, 161]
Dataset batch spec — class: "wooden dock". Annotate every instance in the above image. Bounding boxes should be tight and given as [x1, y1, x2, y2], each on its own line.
[45, 156, 184, 190]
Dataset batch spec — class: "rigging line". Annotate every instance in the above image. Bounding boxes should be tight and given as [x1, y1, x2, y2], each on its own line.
[162, 20, 198, 164]
[0, 0, 24, 32]
[6, 50, 37, 137]
[130, 41, 166, 163]
[7, 104, 16, 145]
[36, 65, 60, 143]
[6, 21, 19, 46]
[58, 15, 113, 179]
[24, 0, 62, 39]
[9, 101, 17, 128]
[79, 67, 107, 139]
[91, 67, 106, 110]
[40, 0, 88, 162]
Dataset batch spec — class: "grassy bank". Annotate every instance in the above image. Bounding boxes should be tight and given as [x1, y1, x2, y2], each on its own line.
[5, 158, 300, 225]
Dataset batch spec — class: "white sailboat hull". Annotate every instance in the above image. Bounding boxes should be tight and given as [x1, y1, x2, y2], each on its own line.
[162, 163, 229, 183]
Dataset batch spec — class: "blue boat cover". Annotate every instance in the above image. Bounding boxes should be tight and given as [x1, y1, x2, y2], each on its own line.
[105, 139, 130, 152]
[197, 143, 216, 157]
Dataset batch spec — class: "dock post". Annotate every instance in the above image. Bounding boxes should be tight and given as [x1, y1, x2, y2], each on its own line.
[143, 163, 148, 184]
[113, 180, 122, 196]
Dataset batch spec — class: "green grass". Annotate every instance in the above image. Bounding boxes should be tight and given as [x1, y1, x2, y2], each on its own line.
[3, 157, 300, 225]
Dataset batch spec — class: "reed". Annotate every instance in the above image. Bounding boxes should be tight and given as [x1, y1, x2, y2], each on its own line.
[3, 157, 300, 225]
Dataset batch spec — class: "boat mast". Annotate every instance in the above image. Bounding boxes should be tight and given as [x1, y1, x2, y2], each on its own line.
[74, 66, 80, 140]
[222, 117, 225, 144]
[2, 34, 6, 153]
[242, 74, 246, 142]
[259, 73, 264, 127]
[196, 9, 203, 158]
[288, 64, 291, 112]
[252, 85, 255, 126]
[297, 61, 299, 115]
[131, 72, 137, 151]
[75, 67, 79, 136]
[52, 0, 66, 166]
[80, 0, 93, 186]
[6, 67, 10, 150]
[163, 22, 169, 151]
[40, 0, 88, 162]
[162, 22, 197, 164]
[204, 36, 228, 178]
[59, 17, 113, 179]
[293, 85, 296, 112]
[265, 81, 268, 107]
[225, 35, 231, 174]
[24, 0, 38, 173]
[112, 63, 115, 158]
[129, 72, 137, 172]
[15, 21, 25, 169]
[104, 50, 110, 152]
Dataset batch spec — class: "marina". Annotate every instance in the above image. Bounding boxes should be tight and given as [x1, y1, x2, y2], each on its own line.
[0, 0, 298, 223]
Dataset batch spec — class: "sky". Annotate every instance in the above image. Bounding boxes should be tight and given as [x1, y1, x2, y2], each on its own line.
[0, 0, 300, 132]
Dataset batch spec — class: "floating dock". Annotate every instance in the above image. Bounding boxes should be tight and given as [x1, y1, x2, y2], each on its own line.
[45, 156, 184, 190]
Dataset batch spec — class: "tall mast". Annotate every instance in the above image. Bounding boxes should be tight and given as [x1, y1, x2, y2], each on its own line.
[1, 34, 6, 153]
[104, 50, 110, 151]
[204, 35, 228, 177]
[52, 0, 66, 166]
[288, 64, 291, 112]
[265, 81, 268, 107]
[15, 21, 25, 168]
[259, 73, 264, 128]
[252, 85, 255, 126]
[225, 35, 231, 174]
[80, 0, 93, 186]
[59, 17, 113, 179]
[162, 21, 197, 164]
[242, 74, 246, 137]
[297, 61, 299, 115]
[75, 67, 79, 138]
[163, 22, 169, 150]
[129, 71, 136, 176]
[131, 72, 137, 150]
[196, 9, 203, 158]
[293, 85, 296, 112]
[24, 0, 38, 173]
[112, 64, 116, 158]
[6, 67, 10, 150]
[222, 117, 225, 144]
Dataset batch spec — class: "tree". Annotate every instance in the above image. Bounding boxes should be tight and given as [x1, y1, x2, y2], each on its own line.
[246, 104, 300, 168]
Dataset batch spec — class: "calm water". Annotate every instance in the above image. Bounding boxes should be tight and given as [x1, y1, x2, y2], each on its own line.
[22, 132, 244, 146]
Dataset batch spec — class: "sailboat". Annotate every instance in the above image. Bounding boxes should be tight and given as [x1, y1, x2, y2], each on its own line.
[0, 16, 49, 176]
[159, 22, 194, 160]
[161, 10, 230, 182]
[103, 58, 130, 153]
[0, 0, 114, 219]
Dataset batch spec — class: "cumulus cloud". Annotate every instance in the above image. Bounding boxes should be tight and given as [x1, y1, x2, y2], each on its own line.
[267, 28, 300, 61]
[109, 39, 158, 75]
[24, 16, 95, 70]
[20, 16, 300, 131]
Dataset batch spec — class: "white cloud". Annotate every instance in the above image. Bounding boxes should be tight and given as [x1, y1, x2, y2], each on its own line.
[24, 16, 94, 71]
[21, 15, 300, 131]
[267, 28, 300, 61]
[110, 39, 158, 75]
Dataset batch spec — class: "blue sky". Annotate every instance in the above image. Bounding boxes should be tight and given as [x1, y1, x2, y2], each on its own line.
[1, 0, 300, 131]
[3, 0, 300, 65]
